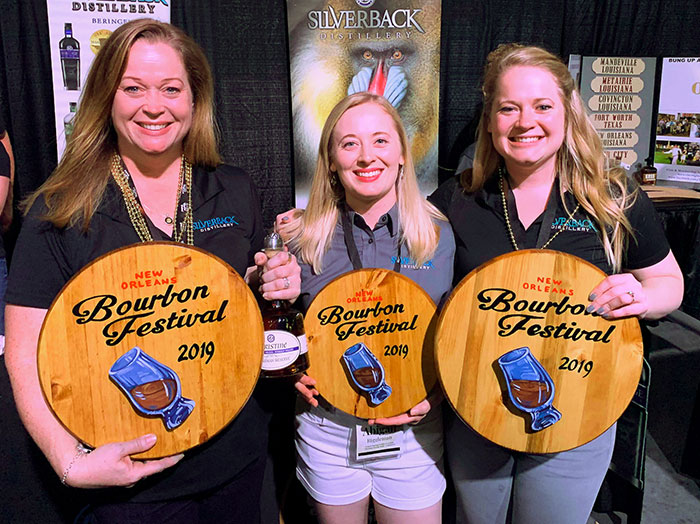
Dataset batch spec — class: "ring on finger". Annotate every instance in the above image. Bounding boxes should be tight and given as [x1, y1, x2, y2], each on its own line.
[627, 290, 635, 301]
[283, 276, 290, 289]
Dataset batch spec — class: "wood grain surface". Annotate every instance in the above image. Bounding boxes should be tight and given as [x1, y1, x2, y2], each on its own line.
[305, 269, 438, 419]
[38, 242, 263, 458]
[435, 249, 643, 453]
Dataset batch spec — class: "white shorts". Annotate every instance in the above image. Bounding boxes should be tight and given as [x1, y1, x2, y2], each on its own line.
[295, 399, 445, 510]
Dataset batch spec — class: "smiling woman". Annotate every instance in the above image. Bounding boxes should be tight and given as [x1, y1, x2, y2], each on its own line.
[3, 18, 301, 523]
[282, 93, 455, 524]
[429, 43, 683, 524]
[111, 40, 194, 163]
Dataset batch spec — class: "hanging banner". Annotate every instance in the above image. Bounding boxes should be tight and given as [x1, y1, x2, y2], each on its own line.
[46, 0, 171, 160]
[654, 58, 700, 188]
[578, 57, 656, 172]
[286, 0, 441, 208]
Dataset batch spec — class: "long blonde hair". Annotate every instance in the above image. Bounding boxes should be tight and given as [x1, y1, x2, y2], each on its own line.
[289, 93, 445, 273]
[464, 44, 636, 272]
[24, 19, 220, 229]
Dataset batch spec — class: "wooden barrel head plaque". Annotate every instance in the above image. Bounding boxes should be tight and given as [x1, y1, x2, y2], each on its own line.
[435, 250, 643, 453]
[38, 242, 263, 458]
[305, 269, 438, 419]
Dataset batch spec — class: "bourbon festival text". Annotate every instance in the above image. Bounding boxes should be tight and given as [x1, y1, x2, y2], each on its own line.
[71, 284, 228, 346]
[317, 302, 417, 341]
[478, 288, 615, 342]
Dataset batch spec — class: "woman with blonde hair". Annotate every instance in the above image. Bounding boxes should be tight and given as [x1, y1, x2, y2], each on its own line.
[285, 92, 455, 524]
[5, 19, 299, 522]
[429, 43, 683, 524]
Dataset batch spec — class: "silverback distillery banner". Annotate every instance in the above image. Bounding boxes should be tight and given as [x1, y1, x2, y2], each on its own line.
[286, 0, 441, 208]
[46, 0, 171, 159]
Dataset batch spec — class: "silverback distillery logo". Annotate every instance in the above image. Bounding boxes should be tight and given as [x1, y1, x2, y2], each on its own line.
[306, 5, 426, 34]
[71, 0, 168, 14]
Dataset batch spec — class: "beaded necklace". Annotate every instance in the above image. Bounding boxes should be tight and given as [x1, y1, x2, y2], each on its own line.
[110, 153, 194, 245]
[498, 167, 579, 251]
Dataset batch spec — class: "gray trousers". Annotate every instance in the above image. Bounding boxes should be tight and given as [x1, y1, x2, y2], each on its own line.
[445, 413, 615, 524]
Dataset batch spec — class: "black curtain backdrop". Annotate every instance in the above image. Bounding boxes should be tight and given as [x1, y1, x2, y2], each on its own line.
[1, 1, 700, 522]
[2, 1, 700, 231]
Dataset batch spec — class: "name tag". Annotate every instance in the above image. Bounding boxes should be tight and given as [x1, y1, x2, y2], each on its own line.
[354, 424, 404, 461]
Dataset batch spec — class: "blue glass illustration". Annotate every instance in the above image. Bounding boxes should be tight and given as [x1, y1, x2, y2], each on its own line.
[342, 343, 392, 405]
[109, 347, 195, 430]
[497, 346, 561, 431]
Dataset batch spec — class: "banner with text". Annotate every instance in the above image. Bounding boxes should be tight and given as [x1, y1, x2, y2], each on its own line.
[579, 57, 656, 171]
[286, 0, 441, 208]
[654, 58, 700, 187]
[46, 0, 170, 159]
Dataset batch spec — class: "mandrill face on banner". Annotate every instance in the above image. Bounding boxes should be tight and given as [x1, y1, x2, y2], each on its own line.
[289, 0, 441, 205]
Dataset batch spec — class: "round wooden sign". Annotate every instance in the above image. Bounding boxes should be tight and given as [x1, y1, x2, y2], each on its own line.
[435, 249, 643, 453]
[305, 269, 438, 419]
[38, 242, 263, 458]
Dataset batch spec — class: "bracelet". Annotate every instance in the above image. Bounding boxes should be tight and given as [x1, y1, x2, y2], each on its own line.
[60, 443, 92, 486]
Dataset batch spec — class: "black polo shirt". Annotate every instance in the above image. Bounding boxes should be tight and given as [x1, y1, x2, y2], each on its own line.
[428, 175, 670, 281]
[6, 164, 270, 502]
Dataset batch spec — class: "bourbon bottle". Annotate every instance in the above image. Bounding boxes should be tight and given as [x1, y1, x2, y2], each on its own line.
[261, 232, 309, 377]
[639, 157, 657, 186]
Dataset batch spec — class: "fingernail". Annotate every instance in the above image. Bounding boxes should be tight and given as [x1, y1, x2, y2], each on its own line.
[281, 216, 289, 223]
[589, 293, 597, 300]
[586, 304, 595, 313]
[144, 434, 156, 445]
[597, 307, 606, 315]
[602, 313, 611, 320]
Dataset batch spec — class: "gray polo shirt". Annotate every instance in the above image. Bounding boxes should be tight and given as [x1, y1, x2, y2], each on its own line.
[297, 203, 455, 311]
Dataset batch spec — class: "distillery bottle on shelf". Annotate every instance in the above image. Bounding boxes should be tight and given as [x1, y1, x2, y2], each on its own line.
[639, 157, 657, 186]
[64, 102, 77, 140]
[261, 232, 309, 378]
[59, 23, 80, 91]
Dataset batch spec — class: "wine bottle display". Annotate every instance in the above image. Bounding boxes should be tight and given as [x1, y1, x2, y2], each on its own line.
[64, 102, 77, 139]
[261, 232, 309, 377]
[59, 23, 80, 91]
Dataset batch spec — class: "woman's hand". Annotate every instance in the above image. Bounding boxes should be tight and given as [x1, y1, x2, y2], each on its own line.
[62, 434, 183, 488]
[275, 209, 304, 243]
[587, 251, 684, 320]
[587, 273, 647, 320]
[294, 374, 319, 407]
[368, 388, 444, 427]
[252, 249, 301, 302]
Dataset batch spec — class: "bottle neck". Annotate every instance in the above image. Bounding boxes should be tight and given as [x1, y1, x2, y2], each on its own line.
[266, 299, 288, 310]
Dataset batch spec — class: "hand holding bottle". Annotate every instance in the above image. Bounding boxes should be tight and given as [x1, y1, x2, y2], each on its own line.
[253, 234, 301, 302]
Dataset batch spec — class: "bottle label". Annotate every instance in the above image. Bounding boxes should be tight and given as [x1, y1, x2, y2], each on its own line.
[60, 49, 79, 59]
[262, 330, 303, 370]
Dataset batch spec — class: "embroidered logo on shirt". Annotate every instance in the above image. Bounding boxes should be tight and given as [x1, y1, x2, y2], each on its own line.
[550, 216, 598, 233]
[391, 256, 435, 270]
[193, 215, 239, 232]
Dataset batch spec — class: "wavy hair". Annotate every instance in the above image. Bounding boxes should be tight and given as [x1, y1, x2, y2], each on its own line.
[288, 93, 445, 273]
[24, 18, 220, 229]
[464, 43, 636, 271]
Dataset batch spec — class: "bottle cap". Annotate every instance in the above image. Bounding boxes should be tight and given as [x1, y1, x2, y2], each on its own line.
[263, 231, 284, 252]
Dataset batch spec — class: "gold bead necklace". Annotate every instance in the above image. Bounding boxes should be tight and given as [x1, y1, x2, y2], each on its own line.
[110, 153, 194, 245]
[498, 167, 579, 251]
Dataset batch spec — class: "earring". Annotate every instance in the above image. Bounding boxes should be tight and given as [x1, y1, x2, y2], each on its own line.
[329, 170, 339, 189]
[399, 165, 404, 180]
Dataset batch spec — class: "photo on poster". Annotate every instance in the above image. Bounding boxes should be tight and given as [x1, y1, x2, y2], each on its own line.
[654, 58, 700, 187]
[286, 0, 442, 208]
